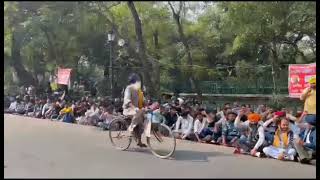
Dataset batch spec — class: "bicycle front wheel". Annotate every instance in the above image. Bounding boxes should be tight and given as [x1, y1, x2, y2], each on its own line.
[109, 118, 132, 151]
[147, 123, 176, 159]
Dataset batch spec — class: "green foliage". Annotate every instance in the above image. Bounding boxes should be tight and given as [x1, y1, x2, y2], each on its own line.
[4, 2, 316, 95]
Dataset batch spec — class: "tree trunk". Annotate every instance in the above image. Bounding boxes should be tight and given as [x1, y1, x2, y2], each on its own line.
[127, 1, 158, 97]
[270, 42, 279, 103]
[10, 30, 36, 86]
[153, 30, 161, 99]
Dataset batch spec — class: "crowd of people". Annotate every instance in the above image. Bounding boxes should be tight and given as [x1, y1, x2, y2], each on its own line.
[4, 76, 316, 164]
[4, 88, 120, 127]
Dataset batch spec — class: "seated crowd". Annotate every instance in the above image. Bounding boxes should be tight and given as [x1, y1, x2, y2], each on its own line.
[4, 89, 119, 130]
[4, 88, 316, 164]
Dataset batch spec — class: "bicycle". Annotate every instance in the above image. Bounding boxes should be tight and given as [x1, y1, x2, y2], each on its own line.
[108, 112, 176, 159]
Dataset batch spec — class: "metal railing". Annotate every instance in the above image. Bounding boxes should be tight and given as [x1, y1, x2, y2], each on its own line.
[161, 81, 288, 95]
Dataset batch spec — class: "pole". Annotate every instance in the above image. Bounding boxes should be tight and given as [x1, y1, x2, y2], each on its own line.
[109, 41, 113, 99]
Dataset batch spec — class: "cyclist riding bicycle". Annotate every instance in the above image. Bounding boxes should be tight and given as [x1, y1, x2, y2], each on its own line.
[122, 73, 147, 147]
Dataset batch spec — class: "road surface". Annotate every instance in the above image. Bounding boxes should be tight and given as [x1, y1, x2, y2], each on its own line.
[4, 114, 316, 178]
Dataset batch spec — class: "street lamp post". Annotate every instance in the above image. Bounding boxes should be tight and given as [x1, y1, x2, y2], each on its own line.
[107, 31, 115, 98]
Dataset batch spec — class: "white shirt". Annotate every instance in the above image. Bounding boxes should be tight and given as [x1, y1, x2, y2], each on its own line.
[86, 107, 100, 117]
[42, 103, 52, 115]
[306, 130, 312, 144]
[194, 118, 208, 134]
[175, 115, 194, 135]
[8, 102, 17, 111]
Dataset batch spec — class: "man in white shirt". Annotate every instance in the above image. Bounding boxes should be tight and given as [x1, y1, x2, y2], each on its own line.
[173, 108, 194, 140]
[5, 96, 19, 113]
[193, 112, 208, 142]
[85, 103, 101, 126]
[42, 99, 52, 118]
[15, 98, 26, 115]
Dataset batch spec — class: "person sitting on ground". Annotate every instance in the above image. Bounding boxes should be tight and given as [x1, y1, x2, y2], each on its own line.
[49, 100, 63, 119]
[210, 107, 232, 143]
[198, 109, 217, 142]
[59, 102, 75, 123]
[83, 102, 100, 126]
[173, 107, 194, 140]
[193, 112, 208, 143]
[263, 111, 285, 145]
[163, 105, 179, 129]
[98, 106, 115, 130]
[233, 112, 266, 157]
[15, 96, 26, 115]
[5, 96, 18, 114]
[42, 98, 52, 118]
[24, 98, 35, 117]
[32, 98, 43, 118]
[263, 118, 296, 161]
[74, 101, 88, 118]
[293, 115, 316, 164]
[220, 111, 240, 146]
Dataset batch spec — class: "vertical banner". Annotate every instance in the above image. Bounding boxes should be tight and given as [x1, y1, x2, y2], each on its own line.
[288, 63, 316, 98]
[57, 68, 72, 85]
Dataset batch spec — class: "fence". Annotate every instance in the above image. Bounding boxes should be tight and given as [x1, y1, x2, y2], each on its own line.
[161, 81, 288, 95]
[161, 64, 291, 95]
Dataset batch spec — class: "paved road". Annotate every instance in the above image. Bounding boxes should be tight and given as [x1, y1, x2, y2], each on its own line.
[4, 114, 316, 178]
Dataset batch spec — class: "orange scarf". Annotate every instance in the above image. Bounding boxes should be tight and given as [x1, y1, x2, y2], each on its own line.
[272, 128, 289, 148]
[138, 88, 144, 109]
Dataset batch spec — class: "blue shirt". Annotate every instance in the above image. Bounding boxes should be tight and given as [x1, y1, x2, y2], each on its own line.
[147, 110, 166, 124]
[222, 121, 239, 137]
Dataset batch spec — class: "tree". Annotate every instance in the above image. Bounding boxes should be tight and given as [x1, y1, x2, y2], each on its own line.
[127, 1, 160, 98]
[167, 2, 201, 96]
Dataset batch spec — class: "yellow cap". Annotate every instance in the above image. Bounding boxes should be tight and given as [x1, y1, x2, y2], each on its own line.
[309, 77, 316, 84]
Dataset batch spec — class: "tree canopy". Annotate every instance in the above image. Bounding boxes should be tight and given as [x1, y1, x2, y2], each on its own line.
[4, 1, 316, 97]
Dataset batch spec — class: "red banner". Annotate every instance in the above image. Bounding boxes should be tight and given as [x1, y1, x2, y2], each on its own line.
[57, 68, 72, 85]
[288, 63, 316, 98]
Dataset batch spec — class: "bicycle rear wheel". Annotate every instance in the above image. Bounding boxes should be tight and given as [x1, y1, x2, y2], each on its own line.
[109, 118, 132, 151]
[147, 123, 176, 159]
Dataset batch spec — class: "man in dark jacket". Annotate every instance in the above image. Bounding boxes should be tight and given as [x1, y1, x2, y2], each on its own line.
[163, 106, 178, 128]
[294, 115, 316, 164]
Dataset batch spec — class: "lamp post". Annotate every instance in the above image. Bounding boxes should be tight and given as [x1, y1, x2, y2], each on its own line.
[107, 30, 115, 98]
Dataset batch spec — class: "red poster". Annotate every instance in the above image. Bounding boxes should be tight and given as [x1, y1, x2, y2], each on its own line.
[288, 63, 316, 98]
[57, 68, 72, 85]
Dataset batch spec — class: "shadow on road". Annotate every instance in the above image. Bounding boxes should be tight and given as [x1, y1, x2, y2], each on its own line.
[125, 148, 232, 162]
[172, 150, 232, 162]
